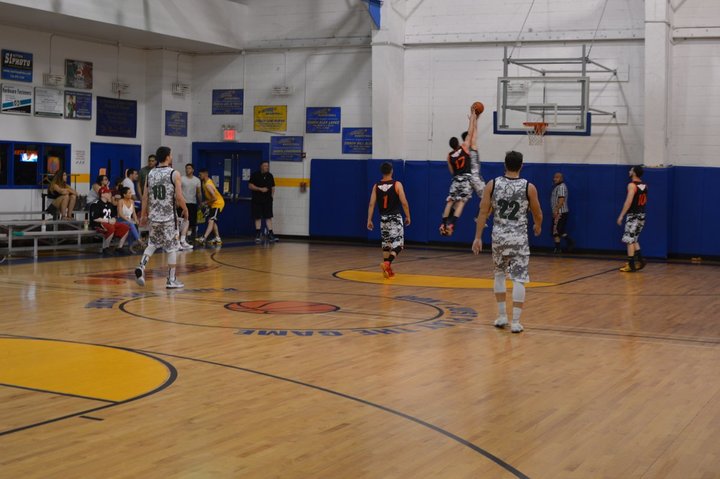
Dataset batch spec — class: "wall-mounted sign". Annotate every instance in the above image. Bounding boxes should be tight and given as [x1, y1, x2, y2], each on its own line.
[65, 91, 92, 120]
[65, 59, 93, 89]
[97, 96, 137, 138]
[2, 50, 33, 82]
[34, 87, 63, 117]
[270, 136, 304, 162]
[165, 110, 188, 137]
[342, 127, 372, 154]
[212, 89, 244, 114]
[254, 105, 287, 132]
[1, 84, 32, 115]
[306, 107, 341, 133]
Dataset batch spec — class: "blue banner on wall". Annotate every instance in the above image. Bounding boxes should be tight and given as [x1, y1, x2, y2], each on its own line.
[65, 90, 92, 120]
[96, 96, 137, 138]
[212, 89, 244, 114]
[306, 107, 341, 133]
[165, 110, 188, 137]
[2, 50, 33, 82]
[342, 128, 372, 154]
[270, 136, 304, 162]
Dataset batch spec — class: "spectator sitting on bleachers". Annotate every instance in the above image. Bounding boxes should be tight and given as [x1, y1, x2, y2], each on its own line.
[89, 187, 130, 256]
[47, 170, 78, 219]
[87, 174, 110, 207]
[117, 186, 143, 252]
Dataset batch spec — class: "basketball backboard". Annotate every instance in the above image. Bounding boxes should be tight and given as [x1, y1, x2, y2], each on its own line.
[494, 76, 591, 136]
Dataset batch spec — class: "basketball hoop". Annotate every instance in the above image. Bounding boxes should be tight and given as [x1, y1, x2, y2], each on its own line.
[523, 122, 548, 146]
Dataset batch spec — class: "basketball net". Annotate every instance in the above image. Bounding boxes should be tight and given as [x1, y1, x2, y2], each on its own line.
[523, 122, 548, 146]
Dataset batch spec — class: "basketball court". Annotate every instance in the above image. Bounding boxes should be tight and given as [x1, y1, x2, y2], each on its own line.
[2, 242, 719, 478]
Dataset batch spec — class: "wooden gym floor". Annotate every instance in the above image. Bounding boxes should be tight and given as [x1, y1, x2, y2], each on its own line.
[1, 241, 719, 478]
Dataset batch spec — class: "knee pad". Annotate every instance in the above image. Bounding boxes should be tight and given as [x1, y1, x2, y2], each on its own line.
[512, 281, 526, 303]
[392, 246, 403, 256]
[494, 273, 506, 294]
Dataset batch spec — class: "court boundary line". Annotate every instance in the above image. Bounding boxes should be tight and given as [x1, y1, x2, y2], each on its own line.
[0, 332, 531, 478]
[0, 382, 117, 404]
[0, 337, 178, 437]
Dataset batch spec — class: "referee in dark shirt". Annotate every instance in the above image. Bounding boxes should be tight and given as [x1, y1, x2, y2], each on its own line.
[249, 161, 278, 242]
[551, 172, 574, 253]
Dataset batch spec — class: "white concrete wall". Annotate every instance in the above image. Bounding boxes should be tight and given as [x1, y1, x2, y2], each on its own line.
[0, 26, 149, 212]
[0, 0, 248, 49]
[191, 48, 372, 235]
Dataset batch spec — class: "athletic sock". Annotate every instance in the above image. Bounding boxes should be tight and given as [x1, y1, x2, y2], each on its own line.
[387, 254, 395, 264]
[255, 229, 261, 236]
[448, 215, 457, 225]
[168, 267, 176, 281]
[513, 307, 522, 321]
[627, 256, 636, 270]
[498, 302, 507, 316]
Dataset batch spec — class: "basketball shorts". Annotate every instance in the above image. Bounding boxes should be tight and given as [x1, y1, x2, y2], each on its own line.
[492, 245, 530, 283]
[207, 207, 222, 223]
[148, 220, 180, 253]
[178, 204, 198, 229]
[469, 149, 485, 197]
[553, 212, 569, 237]
[380, 213, 404, 251]
[622, 213, 645, 244]
[447, 173, 473, 202]
[252, 200, 273, 220]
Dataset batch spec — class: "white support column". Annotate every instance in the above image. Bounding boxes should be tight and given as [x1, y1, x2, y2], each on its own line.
[643, 0, 672, 167]
[371, 2, 406, 159]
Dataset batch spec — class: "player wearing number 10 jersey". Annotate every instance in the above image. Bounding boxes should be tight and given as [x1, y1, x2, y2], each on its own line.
[135, 146, 189, 289]
[472, 151, 543, 333]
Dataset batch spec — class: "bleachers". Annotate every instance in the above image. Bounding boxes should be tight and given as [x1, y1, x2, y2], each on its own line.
[0, 210, 101, 258]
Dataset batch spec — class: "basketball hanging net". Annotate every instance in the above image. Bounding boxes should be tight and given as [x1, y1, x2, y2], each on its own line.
[523, 122, 548, 146]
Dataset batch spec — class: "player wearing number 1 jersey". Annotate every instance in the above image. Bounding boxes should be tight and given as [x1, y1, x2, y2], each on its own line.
[367, 162, 411, 278]
[135, 146, 189, 289]
[472, 151, 543, 333]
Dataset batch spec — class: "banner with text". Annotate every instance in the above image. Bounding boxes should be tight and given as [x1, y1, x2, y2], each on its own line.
[2, 50, 33, 82]
[270, 136, 304, 162]
[306, 107, 341, 133]
[254, 105, 287, 132]
[342, 127, 372, 154]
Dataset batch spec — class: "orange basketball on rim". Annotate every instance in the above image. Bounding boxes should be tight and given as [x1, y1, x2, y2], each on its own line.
[472, 101, 484, 116]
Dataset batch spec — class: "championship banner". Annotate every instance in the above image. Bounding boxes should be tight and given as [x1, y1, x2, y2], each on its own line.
[254, 105, 287, 132]
[34, 87, 63, 117]
[96, 96, 137, 138]
[342, 127, 372, 154]
[270, 136, 303, 162]
[1, 84, 32, 115]
[306, 107, 341, 133]
[65, 59, 93, 89]
[2, 50, 33, 82]
[212, 89, 244, 114]
[165, 110, 188, 137]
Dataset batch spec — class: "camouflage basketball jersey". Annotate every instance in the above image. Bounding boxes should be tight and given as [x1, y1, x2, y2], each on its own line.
[147, 166, 177, 223]
[491, 176, 530, 254]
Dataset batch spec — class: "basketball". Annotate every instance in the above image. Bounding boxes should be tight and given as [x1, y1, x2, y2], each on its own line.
[472, 101, 484, 115]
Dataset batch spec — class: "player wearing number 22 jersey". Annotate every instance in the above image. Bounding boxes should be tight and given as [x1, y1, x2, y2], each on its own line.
[135, 146, 189, 289]
[472, 151, 543, 333]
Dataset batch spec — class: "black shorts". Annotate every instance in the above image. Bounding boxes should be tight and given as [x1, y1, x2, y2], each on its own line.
[177, 204, 199, 228]
[208, 207, 221, 223]
[553, 212, 569, 237]
[252, 200, 273, 220]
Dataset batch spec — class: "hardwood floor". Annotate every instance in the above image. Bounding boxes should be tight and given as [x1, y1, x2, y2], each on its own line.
[1, 241, 719, 478]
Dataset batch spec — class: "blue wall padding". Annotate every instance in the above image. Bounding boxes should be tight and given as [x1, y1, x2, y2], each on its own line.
[310, 159, 717, 258]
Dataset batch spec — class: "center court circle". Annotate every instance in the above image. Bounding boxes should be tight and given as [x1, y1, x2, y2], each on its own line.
[118, 290, 445, 331]
[225, 300, 339, 315]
